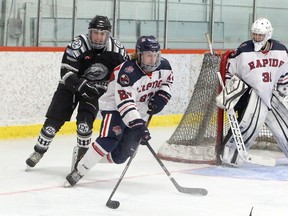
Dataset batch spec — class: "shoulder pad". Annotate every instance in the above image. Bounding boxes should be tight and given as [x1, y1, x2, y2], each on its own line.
[117, 61, 143, 87]
[70, 35, 90, 50]
[106, 37, 125, 51]
[158, 57, 172, 70]
[112, 37, 125, 49]
[269, 39, 288, 52]
[229, 40, 254, 58]
[67, 35, 91, 58]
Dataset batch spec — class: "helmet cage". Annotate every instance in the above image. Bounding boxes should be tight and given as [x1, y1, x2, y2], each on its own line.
[136, 35, 161, 72]
[138, 51, 161, 73]
[251, 18, 273, 51]
[88, 29, 111, 49]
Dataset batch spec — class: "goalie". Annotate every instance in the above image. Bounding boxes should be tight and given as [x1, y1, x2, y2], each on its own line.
[216, 18, 288, 166]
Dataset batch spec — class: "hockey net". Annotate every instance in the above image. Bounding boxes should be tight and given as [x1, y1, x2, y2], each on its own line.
[158, 52, 278, 165]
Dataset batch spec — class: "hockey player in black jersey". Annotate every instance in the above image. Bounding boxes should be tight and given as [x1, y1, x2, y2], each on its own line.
[25, 15, 129, 170]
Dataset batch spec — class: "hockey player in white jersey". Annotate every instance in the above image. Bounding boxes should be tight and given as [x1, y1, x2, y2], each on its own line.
[65, 35, 174, 186]
[216, 17, 288, 166]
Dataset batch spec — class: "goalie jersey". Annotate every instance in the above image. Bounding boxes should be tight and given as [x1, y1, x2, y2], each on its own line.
[226, 39, 288, 108]
[99, 57, 174, 126]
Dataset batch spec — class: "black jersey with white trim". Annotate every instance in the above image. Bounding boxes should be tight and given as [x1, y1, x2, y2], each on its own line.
[60, 34, 128, 93]
[99, 57, 174, 126]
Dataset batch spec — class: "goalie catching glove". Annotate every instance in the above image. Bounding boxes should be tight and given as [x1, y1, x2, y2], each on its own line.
[216, 75, 248, 110]
[148, 90, 171, 114]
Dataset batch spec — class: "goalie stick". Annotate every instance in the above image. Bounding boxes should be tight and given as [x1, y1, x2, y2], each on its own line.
[205, 33, 276, 167]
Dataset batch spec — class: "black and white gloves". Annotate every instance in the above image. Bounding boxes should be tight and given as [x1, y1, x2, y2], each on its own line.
[77, 79, 107, 99]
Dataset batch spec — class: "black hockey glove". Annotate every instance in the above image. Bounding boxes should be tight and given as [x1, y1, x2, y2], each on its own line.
[77, 79, 106, 99]
[148, 90, 171, 114]
[129, 119, 151, 145]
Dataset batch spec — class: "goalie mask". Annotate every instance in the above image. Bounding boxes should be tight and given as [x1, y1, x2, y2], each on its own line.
[136, 35, 161, 73]
[251, 18, 273, 51]
[88, 15, 112, 49]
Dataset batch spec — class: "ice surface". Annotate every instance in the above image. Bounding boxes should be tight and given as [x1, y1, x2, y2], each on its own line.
[0, 127, 287, 216]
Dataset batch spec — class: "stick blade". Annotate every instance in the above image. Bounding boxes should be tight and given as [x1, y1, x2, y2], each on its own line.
[246, 154, 276, 167]
[106, 200, 120, 209]
[178, 186, 208, 196]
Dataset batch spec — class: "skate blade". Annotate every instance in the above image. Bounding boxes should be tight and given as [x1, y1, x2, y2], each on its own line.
[63, 180, 72, 188]
[25, 165, 32, 171]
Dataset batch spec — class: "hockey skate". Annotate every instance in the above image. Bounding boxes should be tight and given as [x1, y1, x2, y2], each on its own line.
[71, 146, 88, 171]
[25, 151, 43, 170]
[64, 169, 83, 187]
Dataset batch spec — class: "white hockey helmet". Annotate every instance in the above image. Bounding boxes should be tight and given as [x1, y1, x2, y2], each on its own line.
[251, 18, 273, 51]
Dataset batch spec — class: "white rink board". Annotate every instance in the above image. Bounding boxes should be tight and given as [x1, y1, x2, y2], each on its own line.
[0, 52, 204, 126]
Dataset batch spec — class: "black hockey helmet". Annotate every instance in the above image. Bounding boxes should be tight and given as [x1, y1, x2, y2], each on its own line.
[89, 15, 112, 32]
[88, 15, 111, 49]
[136, 35, 161, 73]
[136, 35, 160, 53]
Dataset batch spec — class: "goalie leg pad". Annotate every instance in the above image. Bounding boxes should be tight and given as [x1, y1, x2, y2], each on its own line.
[221, 137, 244, 166]
[222, 90, 269, 166]
[265, 93, 288, 158]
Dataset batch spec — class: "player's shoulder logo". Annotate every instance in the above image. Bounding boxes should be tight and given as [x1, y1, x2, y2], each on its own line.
[119, 74, 130, 86]
[71, 38, 82, 50]
[124, 66, 134, 73]
[113, 38, 124, 48]
[239, 42, 248, 49]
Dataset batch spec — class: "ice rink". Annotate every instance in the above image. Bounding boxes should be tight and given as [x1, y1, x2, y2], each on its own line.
[0, 126, 287, 216]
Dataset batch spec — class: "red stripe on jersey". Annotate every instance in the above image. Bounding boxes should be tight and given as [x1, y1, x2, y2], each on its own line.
[119, 103, 136, 114]
[109, 64, 122, 82]
[101, 113, 112, 137]
[92, 142, 106, 157]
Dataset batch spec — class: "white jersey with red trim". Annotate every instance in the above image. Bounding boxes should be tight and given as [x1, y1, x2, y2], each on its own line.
[227, 39, 288, 108]
[98, 57, 174, 126]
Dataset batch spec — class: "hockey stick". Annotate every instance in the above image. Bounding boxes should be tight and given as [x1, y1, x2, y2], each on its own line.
[145, 142, 208, 196]
[205, 33, 276, 167]
[106, 114, 153, 209]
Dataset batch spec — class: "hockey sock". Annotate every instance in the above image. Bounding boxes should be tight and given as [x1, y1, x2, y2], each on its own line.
[77, 142, 108, 175]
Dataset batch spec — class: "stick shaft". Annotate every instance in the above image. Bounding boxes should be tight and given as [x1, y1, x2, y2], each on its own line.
[106, 115, 153, 204]
[146, 142, 208, 196]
